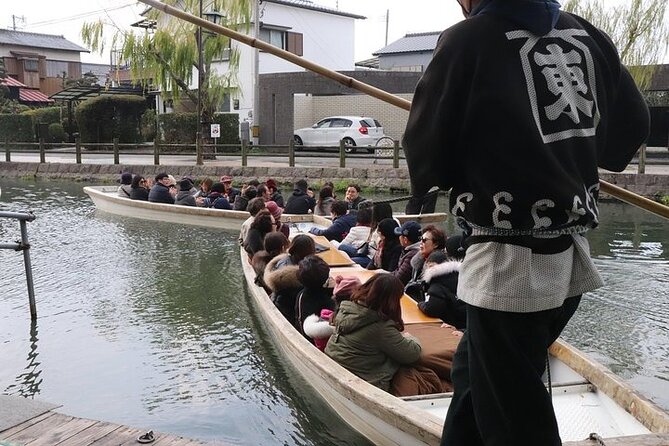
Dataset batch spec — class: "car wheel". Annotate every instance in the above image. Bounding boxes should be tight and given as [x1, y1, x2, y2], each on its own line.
[343, 138, 356, 154]
[293, 135, 303, 150]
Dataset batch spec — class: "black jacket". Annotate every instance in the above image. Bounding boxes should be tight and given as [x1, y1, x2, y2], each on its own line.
[285, 189, 316, 214]
[148, 183, 174, 204]
[130, 187, 149, 201]
[417, 261, 466, 329]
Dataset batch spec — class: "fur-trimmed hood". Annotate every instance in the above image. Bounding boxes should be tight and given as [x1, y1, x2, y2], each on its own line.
[264, 254, 301, 292]
[303, 314, 335, 339]
[422, 260, 462, 283]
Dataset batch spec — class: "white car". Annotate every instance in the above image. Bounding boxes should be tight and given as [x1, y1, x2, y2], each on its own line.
[293, 116, 385, 153]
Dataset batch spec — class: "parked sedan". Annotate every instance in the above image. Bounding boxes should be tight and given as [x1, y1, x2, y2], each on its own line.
[293, 116, 385, 153]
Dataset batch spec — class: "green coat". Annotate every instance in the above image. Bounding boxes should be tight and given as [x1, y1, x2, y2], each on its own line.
[325, 300, 422, 391]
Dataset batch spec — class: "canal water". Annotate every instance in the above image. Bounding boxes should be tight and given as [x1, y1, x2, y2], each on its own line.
[0, 178, 667, 445]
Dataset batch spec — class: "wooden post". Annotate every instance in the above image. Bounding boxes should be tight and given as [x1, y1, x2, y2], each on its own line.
[153, 139, 160, 165]
[241, 139, 248, 167]
[4, 140, 9, 162]
[39, 138, 45, 163]
[113, 138, 119, 165]
[75, 137, 81, 164]
[288, 138, 295, 167]
[195, 132, 203, 166]
[339, 139, 346, 168]
[638, 144, 646, 174]
[393, 139, 400, 169]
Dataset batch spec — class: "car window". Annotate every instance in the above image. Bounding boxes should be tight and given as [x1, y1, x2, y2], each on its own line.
[360, 119, 373, 128]
[331, 119, 352, 128]
[374, 119, 382, 127]
[315, 119, 332, 128]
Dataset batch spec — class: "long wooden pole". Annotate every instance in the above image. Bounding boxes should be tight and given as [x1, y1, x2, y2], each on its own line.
[137, 0, 668, 221]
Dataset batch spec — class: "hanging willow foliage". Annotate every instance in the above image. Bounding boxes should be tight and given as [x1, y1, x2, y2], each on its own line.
[562, 0, 669, 91]
[81, 0, 252, 116]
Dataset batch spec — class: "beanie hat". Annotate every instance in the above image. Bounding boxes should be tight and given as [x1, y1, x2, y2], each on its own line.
[445, 234, 467, 260]
[265, 178, 277, 190]
[265, 200, 283, 220]
[120, 172, 133, 185]
[333, 275, 362, 301]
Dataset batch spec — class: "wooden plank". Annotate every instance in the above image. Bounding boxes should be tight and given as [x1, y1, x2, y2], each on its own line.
[88, 424, 156, 446]
[310, 235, 355, 266]
[49, 420, 121, 446]
[26, 416, 98, 446]
[4, 412, 74, 444]
[563, 433, 669, 445]
[0, 411, 55, 438]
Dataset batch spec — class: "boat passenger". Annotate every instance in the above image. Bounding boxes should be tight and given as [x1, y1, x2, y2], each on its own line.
[256, 184, 270, 202]
[264, 234, 316, 326]
[344, 183, 366, 211]
[303, 309, 334, 352]
[284, 179, 316, 214]
[194, 177, 213, 199]
[175, 178, 197, 206]
[117, 171, 133, 198]
[129, 175, 149, 201]
[390, 221, 422, 285]
[325, 274, 421, 392]
[201, 183, 232, 209]
[367, 218, 402, 273]
[314, 185, 335, 217]
[405, 225, 447, 301]
[266, 200, 289, 238]
[331, 275, 362, 310]
[265, 178, 284, 208]
[239, 197, 267, 246]
[336, 207, 373, 266]
[308, 200, 356, 243]
[220, 175, 240, 204]
[148, 172, 176, 204]
[243, 209, 275, 259]
[233, 185, 257, 211]
[252, 232, 289, 293]
[295, 255, 334, 336]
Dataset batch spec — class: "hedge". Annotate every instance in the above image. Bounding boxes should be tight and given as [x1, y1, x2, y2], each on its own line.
[22, 107, 61, 126]
[0, 114, 34, 142]
[48, 123, 65, 143]
[76, 95, 148, 143]
[158, 112, 239, 145]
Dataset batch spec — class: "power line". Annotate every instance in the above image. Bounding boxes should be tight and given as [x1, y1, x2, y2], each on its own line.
[22, 3, 135, 29]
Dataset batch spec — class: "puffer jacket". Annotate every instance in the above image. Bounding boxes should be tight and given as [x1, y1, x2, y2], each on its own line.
[417, 261, 466, 329]
[264, 254, 302, 326]
[392, 242, 420, 285]
[325, 300, 421, 391]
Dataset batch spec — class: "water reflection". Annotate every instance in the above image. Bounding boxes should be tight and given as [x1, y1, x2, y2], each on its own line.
[5, 321, 42, 398]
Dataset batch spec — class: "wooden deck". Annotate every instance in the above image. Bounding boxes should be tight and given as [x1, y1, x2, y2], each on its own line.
[0, 409, 209, 446]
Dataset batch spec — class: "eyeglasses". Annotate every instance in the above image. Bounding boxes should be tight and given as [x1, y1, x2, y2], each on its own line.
[421, 237, 433, 243]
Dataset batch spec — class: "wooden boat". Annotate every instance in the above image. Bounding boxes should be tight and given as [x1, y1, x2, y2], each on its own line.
[83, 185, 448, 230]
[241, 235, 669, 446]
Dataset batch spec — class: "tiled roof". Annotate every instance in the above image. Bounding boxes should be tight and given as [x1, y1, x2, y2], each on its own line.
[19, 88, 54, 103]
[266, 0, 365, 20]
[0, 29, 89, 52]
[373, 31, 441, 56]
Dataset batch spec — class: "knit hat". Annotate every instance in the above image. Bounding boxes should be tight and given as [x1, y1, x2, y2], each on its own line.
[445, 234, 466, 260]
[333, 275, 362, 301]
[265, 178, 277, 190]
[265, 200, 283, 220]
[120, 172, 133, 185]
[179, 178, 193, 191]
[220, 175, 233, 183]
[394, 221, 422, 242]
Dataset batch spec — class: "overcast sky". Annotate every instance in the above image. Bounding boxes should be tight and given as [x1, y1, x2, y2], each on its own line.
[7, 0, 464, 64]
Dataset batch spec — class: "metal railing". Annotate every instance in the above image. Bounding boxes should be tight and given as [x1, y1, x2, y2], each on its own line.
[0, 210, 37, 320]
[0, 138, 404, 168]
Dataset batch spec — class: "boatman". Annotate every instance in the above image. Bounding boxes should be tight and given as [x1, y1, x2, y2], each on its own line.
[402, 1, 650, 445]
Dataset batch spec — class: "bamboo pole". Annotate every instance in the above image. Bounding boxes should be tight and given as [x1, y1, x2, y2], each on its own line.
[137, 0, 668, 221]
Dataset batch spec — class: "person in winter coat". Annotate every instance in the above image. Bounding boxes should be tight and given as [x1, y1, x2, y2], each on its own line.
[405, 225, 447, 301]
[201, 183, 232, 209]
[309, 200, 356, 243]
[314, 185, 335, 216]
[284, 179, 316, 214]
[264, 234, 315, 326]
[148, 172, 176, 204]
[175, 178, 197, 206]
[417, 249, 466, 329]
[325, 274, 421, 392]
[243, 209, 275, 259]
[239, 198, 267, 246]
[335, 207, 373, 266]
[233, 185, 257, 211]
[117, 172, 133, 198]
[252, 231, 289, 293]
[390, 221, 422, 285]
[265, 178, 285, 208]
[367, 218, 403, 273]
[129, 175, 149, 201]
[295, 255, 335, 337]
[344, 184, 366, 210]
[403, 1, 649, 444]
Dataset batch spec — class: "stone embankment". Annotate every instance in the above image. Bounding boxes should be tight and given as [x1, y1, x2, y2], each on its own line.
[0, 161, 667, 198]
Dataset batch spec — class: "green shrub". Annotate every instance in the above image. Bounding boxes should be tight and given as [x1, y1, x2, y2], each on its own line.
[158, 112, 239, 145]
[22, 107, 61, 126]
[0, 114, 34, 142]
[75, 95, 148, 143]
[140, 109, 156, 141]
[48, 123, 65, 143]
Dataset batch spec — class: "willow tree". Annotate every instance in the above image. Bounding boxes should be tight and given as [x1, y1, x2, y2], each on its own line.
[563, 0, 669, 101]
[81, 0, 252, 129]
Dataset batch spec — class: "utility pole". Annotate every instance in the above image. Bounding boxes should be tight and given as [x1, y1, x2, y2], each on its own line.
[252, 0, 260, 145]
[11, 15, 26, 31]
[385, 9, 389, 46]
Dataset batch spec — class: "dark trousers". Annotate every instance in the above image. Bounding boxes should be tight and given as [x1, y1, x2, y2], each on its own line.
[440, 295, 581, 446]
[405, 192, 438, 214]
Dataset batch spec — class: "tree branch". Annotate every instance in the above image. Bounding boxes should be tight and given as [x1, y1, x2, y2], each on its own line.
[153, 51, 199, 104]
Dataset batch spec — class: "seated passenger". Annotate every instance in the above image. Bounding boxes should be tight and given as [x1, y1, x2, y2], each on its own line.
[175, 178, 197, 206]
[331, 275, 362, 310]
[148, 172, 176, 204]
[284, 179, 316, 214]
[233, 184, 257, 211]
[314, 185, 335, 216]
[201, 183, 232, 209]
[391, 221, 422, 285]
[129, 175, 149, 201]
[243, 209, 275, 259]
[264, 234, 316, 326]
[220, 175, 240, 203]
[367, 218, 403, 272]
[325, 274, 421, 392]
[308, 200, 356, 243]
[195, 177, 213, 198]
[239, 197, 267, 246]
[265, 178, 284, 208]
[295, 255, 334, 336]
[345, 183, 366, 211]
[409, 225, 447, 284]
[266, 200, 289, 238]
[117, 171, 133, 198]
[336, 207, 373, 266]
[303, 309, 335, 352]
[252, 232, 289, 293]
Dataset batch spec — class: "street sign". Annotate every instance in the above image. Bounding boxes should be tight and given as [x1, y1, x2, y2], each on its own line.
[210, 123, 221, 138]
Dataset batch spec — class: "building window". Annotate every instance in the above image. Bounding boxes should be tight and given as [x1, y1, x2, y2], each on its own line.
[24, 59, 39, 72]
[260, 28, 285, 49]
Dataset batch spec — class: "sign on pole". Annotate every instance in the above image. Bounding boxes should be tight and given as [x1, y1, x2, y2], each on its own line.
[210, 123, 221, 138]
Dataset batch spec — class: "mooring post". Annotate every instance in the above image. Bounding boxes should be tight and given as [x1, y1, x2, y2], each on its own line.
[113, 138, 120, 165]
[75, 137, 81, 164]
[241, 139, 248, 167]
[39, 138, 45, 163]
[288, 138, 295, 167]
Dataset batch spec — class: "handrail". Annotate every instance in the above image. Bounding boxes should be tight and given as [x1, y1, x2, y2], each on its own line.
[136, 0, 668, 221]
[0, 210, 37, 320]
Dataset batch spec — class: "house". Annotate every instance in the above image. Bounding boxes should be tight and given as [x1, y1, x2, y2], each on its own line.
[0, 29, 90, 97]
[370, 31, 440, 72]
[0, 76, 53, 106]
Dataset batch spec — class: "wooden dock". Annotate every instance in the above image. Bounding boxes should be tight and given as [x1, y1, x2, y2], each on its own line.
[0, 409, 209, 446]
